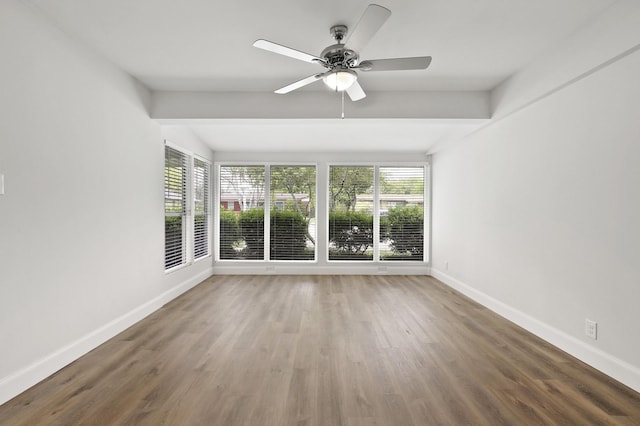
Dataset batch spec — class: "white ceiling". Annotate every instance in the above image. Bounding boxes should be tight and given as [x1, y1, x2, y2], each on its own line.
[26, 0, 617, 151]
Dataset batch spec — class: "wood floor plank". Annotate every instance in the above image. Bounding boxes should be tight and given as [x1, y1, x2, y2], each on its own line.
[1, 275, 640, 425]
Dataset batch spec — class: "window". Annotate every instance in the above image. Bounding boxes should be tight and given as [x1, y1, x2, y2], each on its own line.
[270, 166, 316, 260]
[379, 167, 424, 261]
[218, 165, 316, 261]
[219, 166, 266, 260]
[164, 147, 187, 269]
[328, 166, 374, 261]
[328, 164, 426, 262]
[164, 144, 211, 270]
[193, 158, 210, 260]
[216, 162, 427, 264]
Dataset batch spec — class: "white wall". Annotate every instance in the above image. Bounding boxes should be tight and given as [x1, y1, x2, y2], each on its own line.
[431, 44, 640, 391]
[0, 0, 212, 404]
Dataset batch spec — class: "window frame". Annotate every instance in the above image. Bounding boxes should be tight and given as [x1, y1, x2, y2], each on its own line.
[213, 160, 430, 266]
[164, 145, 189, 271]
[377, 165, 427, 262]
[164, 141, 212, 273]
[269, 164, 317, 262]
[326, 162, 429, 264]
[193, 156, 212, 262]
[215, 162, 318, 263]
[327, 164, 376, 262]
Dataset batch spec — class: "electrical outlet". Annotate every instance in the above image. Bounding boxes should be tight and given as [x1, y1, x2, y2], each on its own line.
[585, 319, 597, 340]
[444, 260, 449, 270]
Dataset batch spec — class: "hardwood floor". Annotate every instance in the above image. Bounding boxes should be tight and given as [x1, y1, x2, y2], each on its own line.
[1, 275, 639, 425]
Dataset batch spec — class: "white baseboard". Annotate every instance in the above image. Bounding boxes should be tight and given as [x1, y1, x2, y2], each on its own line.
[0, 267, 213, 406]
[430, 268, 640, 393]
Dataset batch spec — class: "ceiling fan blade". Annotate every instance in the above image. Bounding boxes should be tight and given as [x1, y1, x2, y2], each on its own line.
[346, 80, 366, 101]
[359, 56, 432, 71]
[275, 73, 325, 94]
[253, 39, 324, 64]
[344, 4, 391, 52]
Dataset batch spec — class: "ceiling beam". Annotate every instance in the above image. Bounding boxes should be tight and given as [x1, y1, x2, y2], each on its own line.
[151, 90, 490, 120]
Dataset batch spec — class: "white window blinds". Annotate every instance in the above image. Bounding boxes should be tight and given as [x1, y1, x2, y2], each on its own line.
[216, 163, 426, 264]
[328, 166, 375, 261]
[164, 146, 188, 269]
[379, 167, 425, 261]
[193, 158, 210, 260]
[218, 165, 316, 261]
[219, 166, 266, 260]
[270, 166, 316, 261]
[165, 144, 211, 270]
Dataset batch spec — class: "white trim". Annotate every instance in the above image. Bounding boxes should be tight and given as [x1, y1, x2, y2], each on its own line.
[327, 161, 429, 167]
[185, 156, 194, 264]
[424, 159, 432, 264]
[430, 268, 640, 393]
[214, 163, 221, 261]
[264, 165, 271, 261]
[373, 166, 381, 261]
[0, 267, 213, 406]
[216, 161, 318, 166]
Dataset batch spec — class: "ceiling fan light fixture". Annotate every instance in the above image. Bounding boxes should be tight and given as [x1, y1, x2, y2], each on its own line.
[323, 69, 357, 91]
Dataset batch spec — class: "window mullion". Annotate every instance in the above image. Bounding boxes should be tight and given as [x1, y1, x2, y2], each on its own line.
[424, 161, 431, 263]
[214, 163, 221, 261]
[185, 157, 194, 264]
[264, 165, 271, 261]
[206, 161, 212, 259]
[373, 165, 380, 262]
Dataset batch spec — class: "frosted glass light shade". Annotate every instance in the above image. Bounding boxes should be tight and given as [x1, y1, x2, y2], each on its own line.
[323, 69, 357, 91]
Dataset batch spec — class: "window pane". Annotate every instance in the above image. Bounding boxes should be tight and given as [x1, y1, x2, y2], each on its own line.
[270, 166, 316, 261]
[219, 166, 265, 260]
[165, 147, 187, 269]
[379, 167, 424, 261]
[328, 166, 374, 261]
[194, 158, 210, 259]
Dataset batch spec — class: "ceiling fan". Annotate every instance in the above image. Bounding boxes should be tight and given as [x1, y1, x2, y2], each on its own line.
[253, 3, 432, 101]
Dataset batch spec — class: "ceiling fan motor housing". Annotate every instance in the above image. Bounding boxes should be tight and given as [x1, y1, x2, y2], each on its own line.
[322, 25, 359, 69]
[321, 44, 359, 69]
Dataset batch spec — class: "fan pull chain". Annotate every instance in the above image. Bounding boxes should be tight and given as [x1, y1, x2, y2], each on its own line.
[341, 90, 345, 119]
